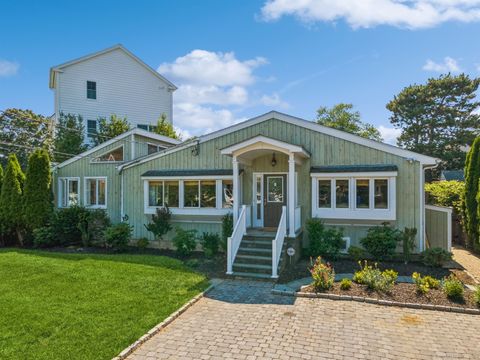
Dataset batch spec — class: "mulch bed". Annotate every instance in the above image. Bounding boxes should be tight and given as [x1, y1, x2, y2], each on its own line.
[279, 258, 455, 284]
[302, 282, 479, 309]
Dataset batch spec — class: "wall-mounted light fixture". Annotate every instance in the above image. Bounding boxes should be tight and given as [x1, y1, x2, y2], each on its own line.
[271, 153, 277, 167]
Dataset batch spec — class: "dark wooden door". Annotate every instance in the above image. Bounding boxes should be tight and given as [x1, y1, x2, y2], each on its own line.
[263, 174, 286, 228]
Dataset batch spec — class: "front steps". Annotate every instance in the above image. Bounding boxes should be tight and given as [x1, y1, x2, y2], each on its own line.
[230, 230, 286, 280]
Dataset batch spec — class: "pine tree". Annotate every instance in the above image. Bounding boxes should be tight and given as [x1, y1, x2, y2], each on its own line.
[24, 149, 53, 232]
[153, 113, 181, 140]
[0, 154, 26, 245]
[464, 137, 480, 248]
[0, 164, 3, 194]
[54, 113, 87, 162]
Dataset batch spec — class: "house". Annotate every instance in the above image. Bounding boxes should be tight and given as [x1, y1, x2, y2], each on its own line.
[440, 170, 464, 182]
[49, 44, 177, 143]
[53, 111, 452, 278]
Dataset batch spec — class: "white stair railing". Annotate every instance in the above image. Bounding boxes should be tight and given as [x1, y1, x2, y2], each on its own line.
[226, 205, 247, 275]
[271, 206, 287, 278]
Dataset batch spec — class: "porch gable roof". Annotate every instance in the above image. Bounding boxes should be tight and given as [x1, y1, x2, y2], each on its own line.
[220, 135, 310, 158]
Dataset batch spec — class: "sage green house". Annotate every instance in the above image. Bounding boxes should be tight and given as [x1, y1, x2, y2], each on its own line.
[54, 111, 451, 278]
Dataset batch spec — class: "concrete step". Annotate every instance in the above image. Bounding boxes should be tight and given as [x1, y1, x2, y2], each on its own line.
[238, 247, 272, 255]
[240, 240, 272, 249]
[233, 263, 272, 274]
[236, 254, 272, 265]
[243, 234, 275, 241]
[230, 271, 273, 280]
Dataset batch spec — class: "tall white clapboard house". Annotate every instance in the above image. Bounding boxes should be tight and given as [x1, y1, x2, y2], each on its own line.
[49, 44, 177, 143]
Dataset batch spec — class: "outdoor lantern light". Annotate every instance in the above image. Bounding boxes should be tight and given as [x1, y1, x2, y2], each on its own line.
[271, 152, 277, 167]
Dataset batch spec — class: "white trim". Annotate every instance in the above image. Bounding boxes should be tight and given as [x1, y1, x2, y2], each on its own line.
[340, 237, 351, 254]
[252, 173, 264, 228]
[55, 127, 180, 169]
[310, 171, 398, 178]
[50, 44, 177, 90]
[120, 172, 125, 220]
[90, 144, 125, 164]
[144, 208, 232, 216]
[141, 175, 233, 181]
[84, 176, 108, 209]
[221, 135, 309, 159]
[130, 134, 135, 160]
[57, 177, 80, 208]
[312, 174, 396, 221]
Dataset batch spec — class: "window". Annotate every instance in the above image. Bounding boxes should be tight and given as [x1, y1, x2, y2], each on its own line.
[356, 179, 370, 209]
[137, 124, 156, 132]
[147, 143, 165, 155]
[85, 178, 106, 208]
[267, 176, 284, 203]
[183, 180, 216, 208]
[93, 146, 124, 162]
[318, 180, 331, 208]
[222, 180, 233, 208]
[148, 181, 179, 207]
[312, 173, 396, 220]
[59, 178, 79, 208]
[87, 120, 97, 137]
[335, 179, 349, 208]
[201, 180, 216, 208]
[87, 81, 96, 99]
[374, 179, 388, 209]
[184, 181, 200, 207]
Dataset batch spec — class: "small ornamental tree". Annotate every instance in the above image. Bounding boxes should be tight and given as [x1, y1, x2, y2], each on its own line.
[23, 149, 53, 232]
[93, 114, 130, 146]
[464, 137, 480, 249]
[144, 206, 172, 241]
[153, 114, 181, 140]
[0, 154, 26, 245]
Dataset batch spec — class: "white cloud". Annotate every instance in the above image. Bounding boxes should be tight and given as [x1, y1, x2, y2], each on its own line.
[159, 50, 285, 136]
[423, 56, 462, 72]
[260, 93, 290, 108]
[378, 125, 402, 145]
[0, 59, 19, 77]
[260, 0, 480, 29]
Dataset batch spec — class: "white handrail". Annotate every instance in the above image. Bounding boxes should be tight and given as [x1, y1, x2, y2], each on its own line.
[271, 206, 287, 278]
[226, 205, 247, 275]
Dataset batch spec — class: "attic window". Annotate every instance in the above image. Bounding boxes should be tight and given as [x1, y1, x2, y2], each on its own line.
[147, 143, 165, 155]
[87, 81, 96, 99]
[94, 146, 124, 162]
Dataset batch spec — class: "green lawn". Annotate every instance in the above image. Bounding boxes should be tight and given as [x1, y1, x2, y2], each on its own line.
[0, 249, 209, 360]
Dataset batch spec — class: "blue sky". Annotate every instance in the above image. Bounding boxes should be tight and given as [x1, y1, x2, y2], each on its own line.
[1, 0, 480, 143]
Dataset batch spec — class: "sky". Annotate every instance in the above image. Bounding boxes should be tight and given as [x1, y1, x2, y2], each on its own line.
[1, 0, 480, 144]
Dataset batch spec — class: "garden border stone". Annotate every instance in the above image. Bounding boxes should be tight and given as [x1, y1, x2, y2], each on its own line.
[112, 279, 222, 360]
[271, 287, 480, 315]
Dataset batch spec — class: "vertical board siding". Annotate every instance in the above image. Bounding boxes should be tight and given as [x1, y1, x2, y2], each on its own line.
[123, 117, 422, 250]
[425, 208, 450, 250]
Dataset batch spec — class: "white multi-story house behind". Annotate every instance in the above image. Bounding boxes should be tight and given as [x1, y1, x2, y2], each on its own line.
[49, 44, 176, 142]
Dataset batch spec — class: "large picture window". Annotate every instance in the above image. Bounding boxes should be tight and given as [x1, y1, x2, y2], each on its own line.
[59, 177, 79, 208]
[149, 181, 179, 207]
[312, 173, 396, 220]
[85, 177, 106, 208]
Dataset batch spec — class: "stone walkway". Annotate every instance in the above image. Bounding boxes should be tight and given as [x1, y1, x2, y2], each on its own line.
[127, 280, 480, 360]
[452, 246, 480, 283]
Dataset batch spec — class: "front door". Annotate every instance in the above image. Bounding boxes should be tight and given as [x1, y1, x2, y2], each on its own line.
[264, 174, 286, 228]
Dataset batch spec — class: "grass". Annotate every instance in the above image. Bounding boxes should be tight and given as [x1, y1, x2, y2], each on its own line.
[0, 249, 209, 360]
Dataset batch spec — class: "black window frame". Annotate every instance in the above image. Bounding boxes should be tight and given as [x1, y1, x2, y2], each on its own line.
[87, 81, 97, 99]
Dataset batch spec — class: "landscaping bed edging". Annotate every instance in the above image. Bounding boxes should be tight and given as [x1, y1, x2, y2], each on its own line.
[112, 279, 221, 360]
[271, 287, 480, 315]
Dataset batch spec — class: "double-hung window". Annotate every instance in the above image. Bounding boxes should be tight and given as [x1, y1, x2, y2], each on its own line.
[87, 81, 96, 99]
[58, 177, 79, 208]
[85, 177, 107, 208]
[312, 171, 396, 220]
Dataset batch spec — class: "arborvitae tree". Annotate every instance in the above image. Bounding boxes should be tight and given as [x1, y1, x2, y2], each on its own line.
[153, 113, 181, 140]
[0, 154, 26, 245]
[23, 149, 53, 232]
[54, 113, 88, 162]
[93, 114, 130, 146]
[464, 137, 480, 249]
[0, 164, 3, 194]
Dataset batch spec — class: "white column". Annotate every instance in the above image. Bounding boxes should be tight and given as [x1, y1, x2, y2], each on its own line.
[288, 153, 295, 237]
[233, 156, 239, 223]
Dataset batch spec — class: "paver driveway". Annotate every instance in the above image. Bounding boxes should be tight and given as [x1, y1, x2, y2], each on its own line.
[128, 280, 480, 360]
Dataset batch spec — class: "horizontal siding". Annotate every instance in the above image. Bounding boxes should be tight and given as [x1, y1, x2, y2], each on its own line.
[56, 48, 172, 135]
[123, 117, 422, 250]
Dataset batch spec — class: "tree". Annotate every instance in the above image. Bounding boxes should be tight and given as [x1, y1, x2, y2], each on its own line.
[0, 164, 3, 194]
[464, 137, 480, 249]
[54, 113, 87, 162]
[316, 103, 382, 141]
[93, 114, 130, 146]
[0, 154, 26, 245]
[23, 149, 53, 232]
[153, 113, 181, 140]
[0, 108, 53, 168]
[387, 73, 480, 173]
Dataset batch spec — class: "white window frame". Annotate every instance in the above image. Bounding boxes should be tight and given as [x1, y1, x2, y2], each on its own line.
[311, 171, 396, 220]
[91, 145, 124, 163]
[147, 142, 165, 155]
[86, 80, 97, 100]
[84, 177, 107, 209]
[143, 176, 233, 216]
[58, 177, 80, 208]
[266, 176, 284, 203]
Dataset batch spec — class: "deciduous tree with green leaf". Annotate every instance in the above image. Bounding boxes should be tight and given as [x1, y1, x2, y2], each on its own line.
[153, 113, 181, 140]
[316, 103, 382, 141]
[54, 113, 87, 162]
[0, 154, 26, 245]
[387, 74, 480, 173]
[93, 114, 130, 146]
[23, 149, 53, 232]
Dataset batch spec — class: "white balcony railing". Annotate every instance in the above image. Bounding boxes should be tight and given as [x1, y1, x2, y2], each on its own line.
[226, 205, 247, 275]
[271, 206, 287, 278]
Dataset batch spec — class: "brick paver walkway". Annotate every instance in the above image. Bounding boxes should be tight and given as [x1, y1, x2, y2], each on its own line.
[128, 280, 480, 360]
[452, 246, 480, 283]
